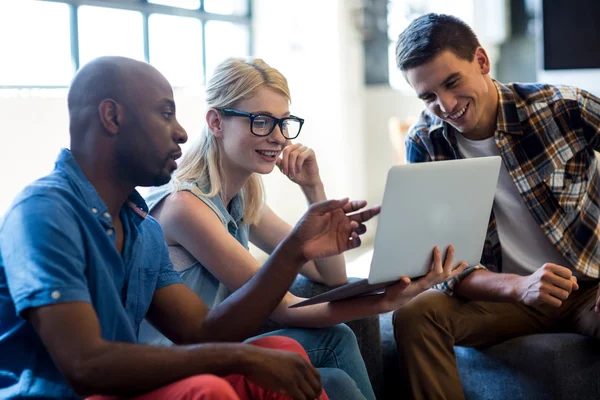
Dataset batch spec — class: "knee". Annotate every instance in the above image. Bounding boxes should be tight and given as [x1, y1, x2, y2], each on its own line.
[392, 291, 453, 342]
[179, 375, 239, 400]
[324, 323, 358, 346]
[248, 335, 308, 357]
[319, 368, 362, 399]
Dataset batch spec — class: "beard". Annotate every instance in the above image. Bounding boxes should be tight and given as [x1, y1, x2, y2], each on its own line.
[151, 172, 171, 187]
[150, 156, 177, 186]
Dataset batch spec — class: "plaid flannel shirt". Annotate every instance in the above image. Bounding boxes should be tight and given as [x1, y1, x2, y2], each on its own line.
[405, 80, 600, 295]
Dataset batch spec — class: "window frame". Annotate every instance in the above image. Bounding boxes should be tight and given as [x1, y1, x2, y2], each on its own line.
[0, 0, 252, 88]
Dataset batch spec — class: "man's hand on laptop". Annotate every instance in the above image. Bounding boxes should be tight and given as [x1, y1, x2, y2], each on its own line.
[381, 246, 468, 310]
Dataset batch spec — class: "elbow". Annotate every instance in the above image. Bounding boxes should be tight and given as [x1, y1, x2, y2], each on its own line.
[332, 277, 349, 287]
[300, 273, 347, 288]
[64, 361, 102, 397]
[321, 276, 348, 287]
[61, 345, 110, 396]
[311, 270, 348, 287]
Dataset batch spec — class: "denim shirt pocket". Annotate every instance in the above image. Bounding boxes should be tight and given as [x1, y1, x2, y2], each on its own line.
[132, 262, 161, 327]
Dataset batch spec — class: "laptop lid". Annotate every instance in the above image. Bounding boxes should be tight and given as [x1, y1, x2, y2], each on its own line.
[368, 156, 501, 284]
[289, 156, 501, 308]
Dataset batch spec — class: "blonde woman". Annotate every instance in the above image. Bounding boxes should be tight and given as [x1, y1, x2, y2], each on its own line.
[138, 58, 467, 399]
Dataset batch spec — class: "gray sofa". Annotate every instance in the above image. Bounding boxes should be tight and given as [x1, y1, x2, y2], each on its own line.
[284, 276, 600, 400]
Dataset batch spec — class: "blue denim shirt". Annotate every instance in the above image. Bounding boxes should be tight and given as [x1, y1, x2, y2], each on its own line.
[0, 149, 182, 399]
[138, 180, 248, 345]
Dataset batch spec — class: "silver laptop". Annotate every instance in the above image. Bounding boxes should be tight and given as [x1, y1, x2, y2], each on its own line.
[290, 156, 501, 308]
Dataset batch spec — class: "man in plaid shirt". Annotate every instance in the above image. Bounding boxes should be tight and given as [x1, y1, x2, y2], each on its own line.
[392, 13, 600, 400]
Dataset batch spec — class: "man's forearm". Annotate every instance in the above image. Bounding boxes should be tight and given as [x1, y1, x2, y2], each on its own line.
[198, 238, 306, 342]
[72, 341, 253, 397]
[454, 269, 522, 302]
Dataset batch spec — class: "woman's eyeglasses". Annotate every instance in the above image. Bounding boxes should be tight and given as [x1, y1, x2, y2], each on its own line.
[219, 108, 304, 139]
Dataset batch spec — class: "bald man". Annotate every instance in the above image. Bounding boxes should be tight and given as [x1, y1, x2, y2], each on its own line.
[0, 57, 378, 400]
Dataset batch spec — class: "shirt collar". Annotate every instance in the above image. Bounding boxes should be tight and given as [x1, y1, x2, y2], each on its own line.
[55, 148, 148, 224]
[494, 80, 524, 135]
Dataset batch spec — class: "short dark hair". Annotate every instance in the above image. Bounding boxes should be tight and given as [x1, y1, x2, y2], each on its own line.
[395, 13, 480, 71]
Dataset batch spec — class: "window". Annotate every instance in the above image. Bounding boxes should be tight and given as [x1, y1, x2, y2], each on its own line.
[0, 1, 72, 86]
[149, 14, 204, 87]
[205, 21, 250, 79]
[0, 0, 252, 88]
[204, 0, 248, 16]
[78, 6, 145, 66]
[0, 0, 251, 216]
[148, 0, 200, 9]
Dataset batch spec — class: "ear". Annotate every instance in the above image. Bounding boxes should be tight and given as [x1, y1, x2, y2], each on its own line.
[206, 108, 225, 139]
[98, 99, 122, 136]
[474, 47, 491, 75]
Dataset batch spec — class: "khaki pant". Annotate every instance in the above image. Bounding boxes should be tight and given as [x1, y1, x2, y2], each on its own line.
[392, 281, 600, 400]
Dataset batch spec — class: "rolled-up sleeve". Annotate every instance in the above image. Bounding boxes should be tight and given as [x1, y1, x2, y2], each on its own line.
[0, 196, 90, 317]
[155, 239, 183, 291]
[433, 264, 487, 295]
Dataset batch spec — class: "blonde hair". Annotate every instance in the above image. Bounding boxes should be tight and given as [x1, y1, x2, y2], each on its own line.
[174, 57, 291, 225]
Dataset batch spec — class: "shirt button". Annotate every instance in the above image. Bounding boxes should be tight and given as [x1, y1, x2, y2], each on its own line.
[104, 212, 111, 218]
[106, 229, 114, 235]
[91, 208, 98, 214]
[51, 291, 61, 300]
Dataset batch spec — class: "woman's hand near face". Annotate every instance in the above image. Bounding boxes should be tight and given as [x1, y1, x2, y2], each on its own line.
[276, 143, 322, 189]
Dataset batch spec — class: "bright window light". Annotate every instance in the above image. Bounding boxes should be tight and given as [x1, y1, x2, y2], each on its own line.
[205, 21, 250, 79]
[148, 0, 200, 10]
[0, 1, 72, 86]
[204, 0, 248, 16]
[78, 6, 145, 67]
[149, 14, 204, 87]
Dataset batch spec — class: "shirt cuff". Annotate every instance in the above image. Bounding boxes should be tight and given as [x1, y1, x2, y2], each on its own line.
[433, 264, 487, 296]
[13, 287, 92, 318]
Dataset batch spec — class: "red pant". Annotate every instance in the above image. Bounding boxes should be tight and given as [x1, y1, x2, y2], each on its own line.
[87, 336, 329, 400]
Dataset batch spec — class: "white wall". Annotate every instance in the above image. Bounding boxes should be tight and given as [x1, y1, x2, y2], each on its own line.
[252, 0, 367, 222]
[0, 91, 69, 214]
[363, 86, 424, 206]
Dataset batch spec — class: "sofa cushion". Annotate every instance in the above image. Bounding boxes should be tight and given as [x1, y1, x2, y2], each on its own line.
[381, 312, 600, 399]
[456, 334, 600, 400]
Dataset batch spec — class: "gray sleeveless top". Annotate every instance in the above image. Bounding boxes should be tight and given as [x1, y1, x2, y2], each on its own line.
[137, 180, 249, 345]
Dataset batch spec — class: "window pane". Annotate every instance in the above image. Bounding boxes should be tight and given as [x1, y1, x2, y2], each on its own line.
[149, 14, 203, 87]
[204, 0, 248, 15]
[205, 21, 250, 79]
[148, 0, 200, 10]
[78, 6, 144, 67]
[0, 1, 72, 86]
